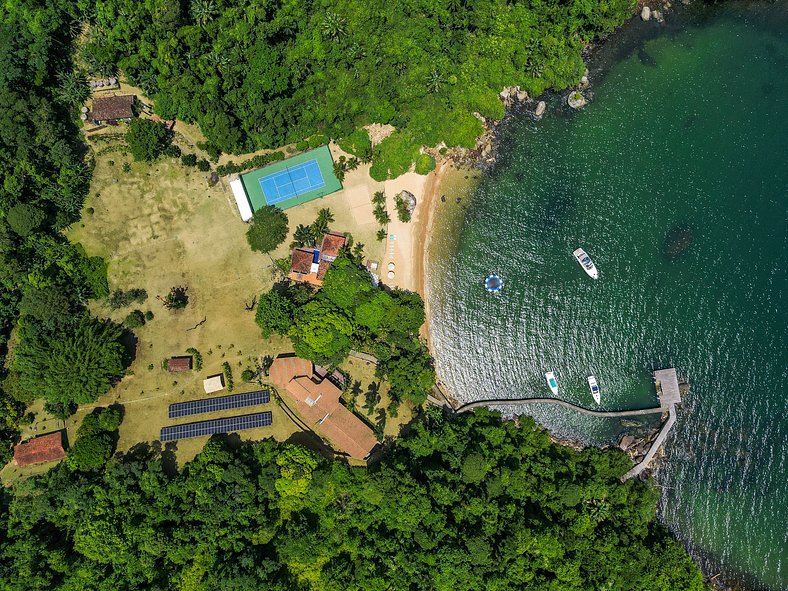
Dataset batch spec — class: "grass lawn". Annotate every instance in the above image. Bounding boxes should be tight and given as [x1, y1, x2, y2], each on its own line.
[18, 129, 403, 474]
[65, 132, 302, 466]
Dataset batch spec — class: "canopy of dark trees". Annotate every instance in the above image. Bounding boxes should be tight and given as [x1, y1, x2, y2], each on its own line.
[257, 253, 435, 404]
[0, 1, 128, 464]
[0, 409, 706, 590]
[79, 0, 635, 154]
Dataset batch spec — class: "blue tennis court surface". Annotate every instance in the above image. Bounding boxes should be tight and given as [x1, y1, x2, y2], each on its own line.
[259, 159, 326, 205]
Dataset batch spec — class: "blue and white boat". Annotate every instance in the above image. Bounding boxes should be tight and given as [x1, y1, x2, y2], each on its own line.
[573, 248, 599, 279]
[587, 375, 601, 405]
[545, 372, 559, 395]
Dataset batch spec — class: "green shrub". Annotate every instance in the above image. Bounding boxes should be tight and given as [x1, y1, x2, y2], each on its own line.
[338, 129, 372, 161]
[181, 153, 198, 166]
[121, 162, 131, 173]
[295, 140, 309, 151]
[370, 132, 420, 181]
[186, 347, 203, 370]
[162, 286, 188, 310]
[215, 151, 285, 176]
[126, 118, 171, 162]
[108, 288, 147, 310]
[222, 361, 234, 393]
[241, 368, 255, 382]
[164, 144, 181, 158]
[414, 153, 436, 175]
[198, 142, 222, 162]
[308, 134, 329, 149]
[196, 159, 211, 172]
[144, 310, 154, 321]
[123, 309, 146, 329]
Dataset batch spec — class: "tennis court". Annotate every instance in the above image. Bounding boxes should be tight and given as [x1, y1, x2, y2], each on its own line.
[259, 159, 326, 205]
[238, 145, 342, 211]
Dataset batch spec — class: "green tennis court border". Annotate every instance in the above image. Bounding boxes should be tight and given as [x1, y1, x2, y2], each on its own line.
[240, 145, 342, 211]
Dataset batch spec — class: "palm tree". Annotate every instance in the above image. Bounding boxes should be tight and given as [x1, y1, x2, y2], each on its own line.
[321, 11, 347, 42]
[56, 70, 90, 109]
[292, 224, 315, 248]
[352, 242, 365, 260]
[316, 208, 335, 226]
[426, 69, 444, 94]
[191, 0, 217, 27]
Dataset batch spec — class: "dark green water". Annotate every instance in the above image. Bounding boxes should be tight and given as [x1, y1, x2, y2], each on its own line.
[428, 4, 788, 588]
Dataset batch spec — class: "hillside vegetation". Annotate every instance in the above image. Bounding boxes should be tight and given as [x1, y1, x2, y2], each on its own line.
[0, 409, 706, 590]
[80, 0, 635, 159]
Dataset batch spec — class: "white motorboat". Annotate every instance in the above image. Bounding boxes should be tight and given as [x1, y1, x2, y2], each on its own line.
[545, 372, 559, 395]
[573, 248, 599, 279]
[587, 375, 601, 404]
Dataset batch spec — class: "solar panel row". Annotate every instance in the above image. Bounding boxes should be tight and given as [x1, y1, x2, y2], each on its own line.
[160, 412, 273, 442]
[168, 390, 270, 419]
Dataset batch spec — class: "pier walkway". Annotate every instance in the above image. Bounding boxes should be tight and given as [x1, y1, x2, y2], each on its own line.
[448, 368, 684, 480]
[622, 368, 682, 480]
[455, 397, 664, 418]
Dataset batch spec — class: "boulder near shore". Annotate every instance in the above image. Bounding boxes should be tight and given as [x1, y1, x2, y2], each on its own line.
[641, 6, 651, 20]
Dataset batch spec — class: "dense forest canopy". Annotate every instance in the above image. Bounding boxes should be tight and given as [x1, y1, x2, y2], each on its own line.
[0, 409, 706, 590]
[80, 0, 635, 154]
[0, 1, 131, 462]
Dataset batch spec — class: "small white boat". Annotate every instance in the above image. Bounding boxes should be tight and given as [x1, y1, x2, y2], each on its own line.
[545, 372, 559, 395]
[573, 248, 599, 279]
[587, 375, 601, 405]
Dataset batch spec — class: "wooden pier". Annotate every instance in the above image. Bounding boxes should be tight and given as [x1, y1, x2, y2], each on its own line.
[622, 368, 682, 480]
[447, 367, 683, 480]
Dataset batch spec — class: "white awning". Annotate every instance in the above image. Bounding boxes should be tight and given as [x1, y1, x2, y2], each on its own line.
[230, 179, 253, 221]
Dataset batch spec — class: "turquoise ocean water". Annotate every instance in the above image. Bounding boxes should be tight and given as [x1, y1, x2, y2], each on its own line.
[427, 3, 788, 588]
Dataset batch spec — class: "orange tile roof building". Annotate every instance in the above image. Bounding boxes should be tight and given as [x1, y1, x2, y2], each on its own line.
[269, 355, 378, 459]
[13, 432, 66, 466]
[168, 356, 193, 372]
[287, 231, 348, 286]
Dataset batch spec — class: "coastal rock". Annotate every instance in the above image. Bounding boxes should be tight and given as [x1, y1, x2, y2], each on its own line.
[620, 419, 642, 428]
[619, 435, 636, 451]
[567, 91, 587, 109]
[580, 75, 589, 86]
[641, 6, 651, 20]
[516, 90, 528, 102]
[499, 88, 510, 100]
[535, 101, 546, 118]
[653, 10, 664, 22]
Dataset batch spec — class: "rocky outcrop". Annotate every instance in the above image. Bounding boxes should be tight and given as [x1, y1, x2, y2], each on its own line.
[534, 101, 546, 118]
[567, 91, 587, 109]
[499, 86, 529, 108]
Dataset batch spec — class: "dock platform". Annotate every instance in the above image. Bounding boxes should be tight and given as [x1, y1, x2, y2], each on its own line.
[623, 368, 683, 480]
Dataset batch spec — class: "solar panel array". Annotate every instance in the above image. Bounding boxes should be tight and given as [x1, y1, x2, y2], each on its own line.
[160, 412, 272, 442]
[168, 390, 270, 419]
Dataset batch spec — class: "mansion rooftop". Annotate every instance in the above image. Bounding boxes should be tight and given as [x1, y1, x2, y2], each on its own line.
[288, 231, 348, 286]
[269, 355, 378, 459]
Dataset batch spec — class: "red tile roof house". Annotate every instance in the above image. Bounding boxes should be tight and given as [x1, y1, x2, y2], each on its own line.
[168, 356, 193, 372]
[287, 231, 348, 286]
[13, 432, 66, 467]
[269, 355, 378, 459]
[90, 95, 135, 124]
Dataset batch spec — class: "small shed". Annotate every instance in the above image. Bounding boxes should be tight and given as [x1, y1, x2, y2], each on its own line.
[13, 432, 66, 467]
[203, 374, 225, 393]
[168, 356, 193, 372]
[90, 95, 135, 124]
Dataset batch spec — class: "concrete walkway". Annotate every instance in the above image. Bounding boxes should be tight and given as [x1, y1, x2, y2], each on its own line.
[623, 403, 677, 480]
[456, 397, 664, 418]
